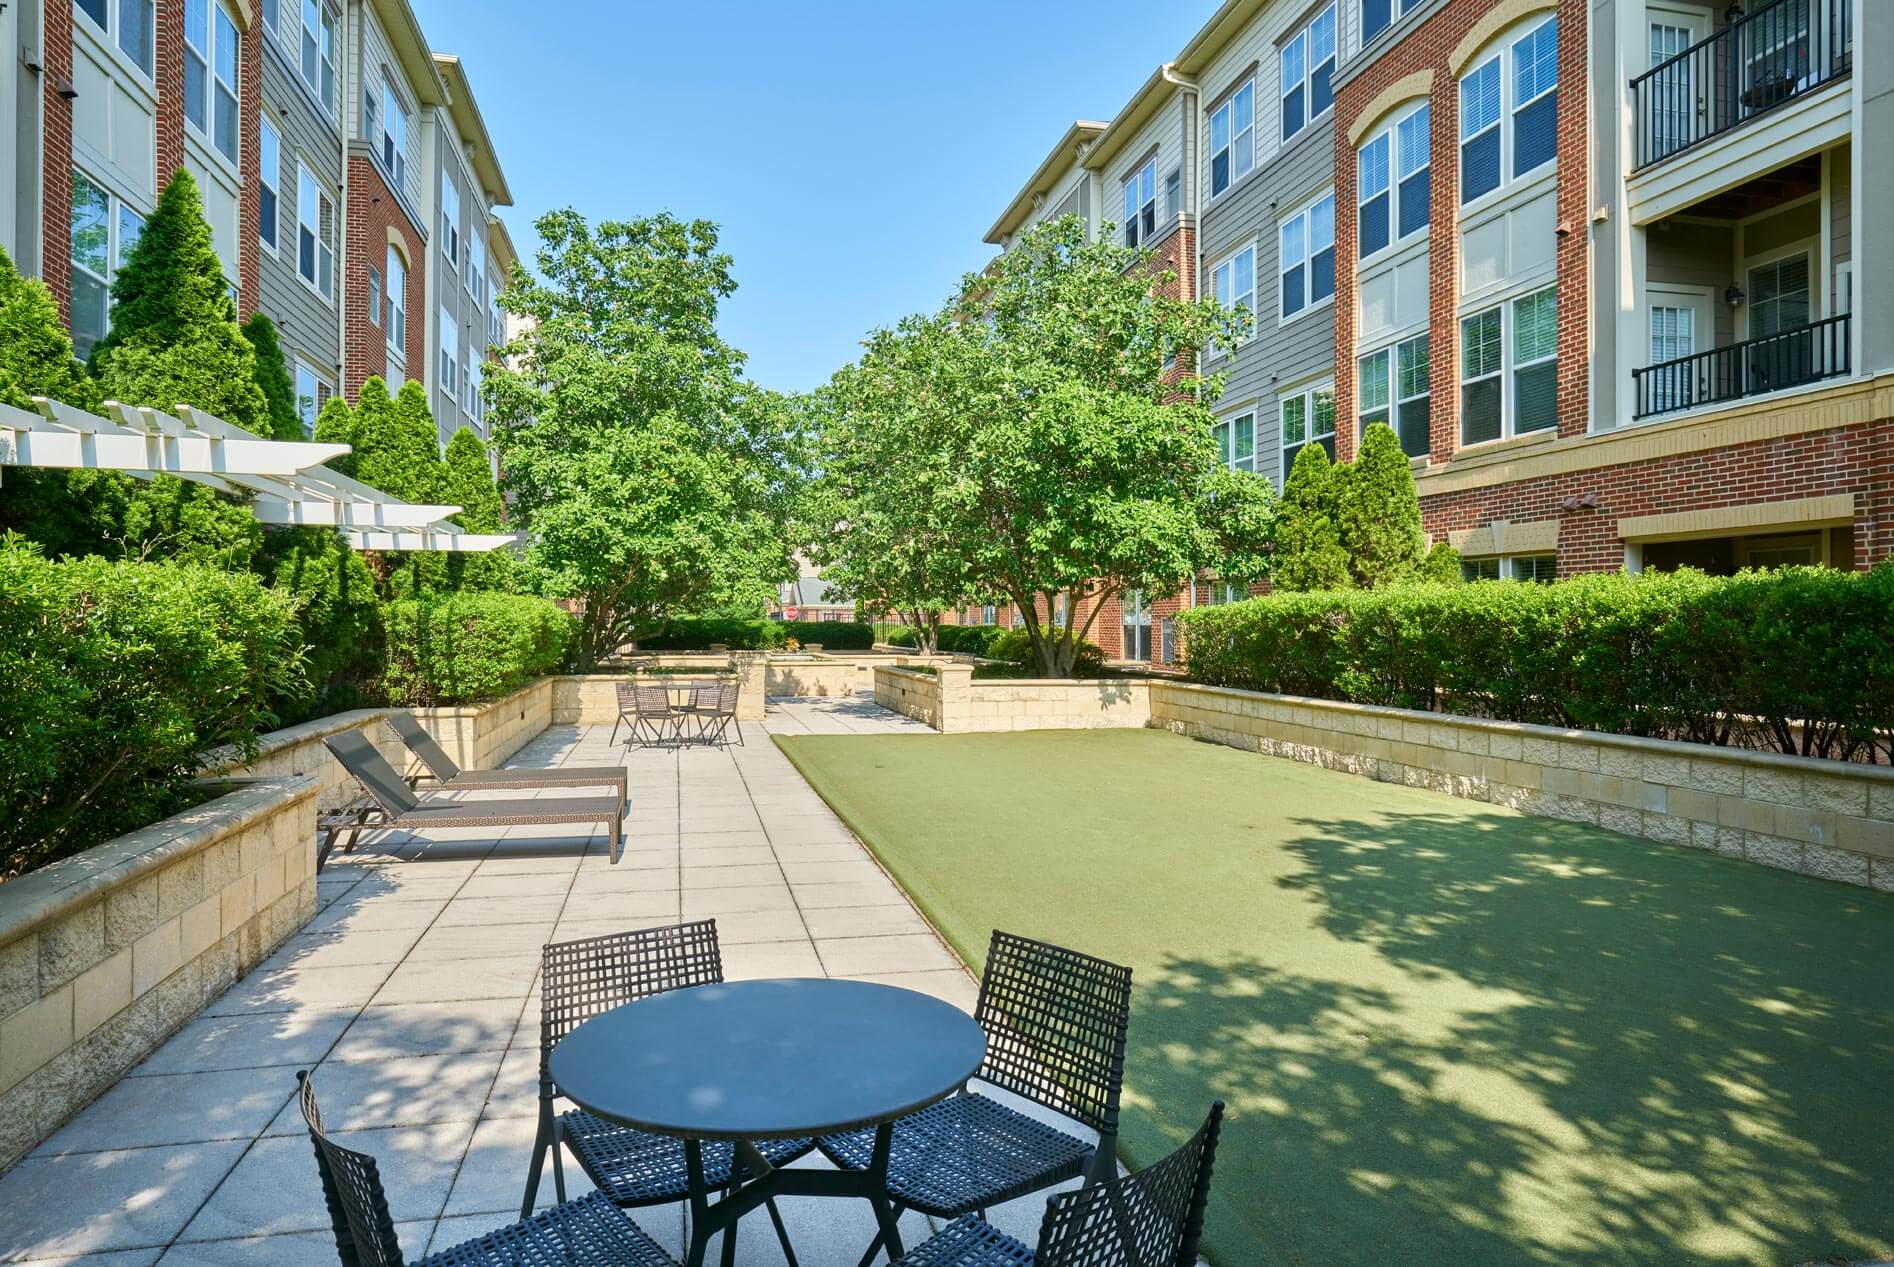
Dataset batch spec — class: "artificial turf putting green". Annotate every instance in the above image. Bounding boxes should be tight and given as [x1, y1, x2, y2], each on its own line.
[774, 727, 1894, 1267]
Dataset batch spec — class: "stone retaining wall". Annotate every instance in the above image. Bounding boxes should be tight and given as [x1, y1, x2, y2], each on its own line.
[0, 776, 318, 1171]
[873, 666, 945, 729]
[554, 656, 768, 726]
[767, 653, 952, 699]
[1149, 682, 1894, 891]
[873, 666, 1152, 734]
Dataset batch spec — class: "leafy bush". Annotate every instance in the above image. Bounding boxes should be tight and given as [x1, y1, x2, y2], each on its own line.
[878, 625, 921, 648]
[982, 624, 1106, 676]
[1178, 566, 1894, 761]
[259, 530, 382, 723]
[378, 592, 576, 707]
[0, 537, 307, 878]
[935, 624, 1006, 656]
[636, 619, 875, 651]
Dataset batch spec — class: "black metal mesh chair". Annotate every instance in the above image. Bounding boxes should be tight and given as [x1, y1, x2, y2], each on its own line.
[818, 931, 1133, 1258]
[522, 920, 813, 1263]
[890, 1101, 1223, 1267]
[297, 1071, 677, 1267]
[609, 682, 639, 745]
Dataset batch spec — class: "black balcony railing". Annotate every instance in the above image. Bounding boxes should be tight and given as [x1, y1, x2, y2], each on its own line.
[1632, 313, 1850, 419]
[1632, 0, 1851, 169]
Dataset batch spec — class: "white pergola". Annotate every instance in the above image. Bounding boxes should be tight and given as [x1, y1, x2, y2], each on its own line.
[0, 397, 520, 553]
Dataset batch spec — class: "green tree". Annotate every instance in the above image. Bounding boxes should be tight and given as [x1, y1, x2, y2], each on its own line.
[1335, 421, 1427, 587]
[442, 427, 503, 531]
[0, 245, 114, 556]
[818, 215, 1273, 676]
[487, 208, 795, 665]
[350, 377, 442, 502]
[256, 529, 381, 721]
[241, 312, 303, 441]
[1274, 441, 1351, 592]
[441, 426, 515, 592]
[311, 394, 356, 477]
[91, 169, 268, 435]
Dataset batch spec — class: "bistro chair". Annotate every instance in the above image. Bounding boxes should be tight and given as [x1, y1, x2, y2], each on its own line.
[522, 919, 811, 1264]
[625, 683, 684, 748]
[608, 682, 640, 745]
[682, 678, 742, 747]
[819, 930, 1133, 1267]
[889, 1101, 1224, 1267]
[297, 1070, 678, 1267]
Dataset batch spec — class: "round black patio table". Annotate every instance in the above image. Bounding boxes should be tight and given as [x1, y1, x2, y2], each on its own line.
[550, 977, 987, 1267]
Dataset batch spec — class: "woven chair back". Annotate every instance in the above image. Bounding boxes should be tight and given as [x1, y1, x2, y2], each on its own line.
[541, 919, 723, 1057]
[973, 930, 1132, 1136]
[1034, 1101, 1224, 1267]
[323, 730, 420, 816]
[298, 1072, 407, 1267]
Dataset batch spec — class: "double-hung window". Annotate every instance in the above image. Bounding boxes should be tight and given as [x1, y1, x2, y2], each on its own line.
[1209, 80, 1255, 197]
[1461, 16, 1557, 204]
[296, 163, 335, 301]
[367, 265, 383, 328]
[1358, 333, 1430, 456]
[299, 0, 338, 114]
[1279, 191, 1335, 319]
[1213, 412, 1257, 473]
[467, 354, 483, 423]
[439, 303, 459, 398]
[1210, 243, 1255, 355]
[1360, 0, 1427, 45]
[1281, 383, 1337, 469]
[380, 75, 410, 196]
[468, 228, 486, 301]
[258, 118, 281, 252]
[1460, 285, 1556, 443]
[1204, 581, 1245, 605]
[440, 174, 461, 269]
[1164, 169, 1183, 221]
[1360, 104, 1431, 257]
[184, 0, 239, 162]
[68, 170, 145, 359]
[293, 361, 330, 437]
[1280, 3, 1337, 143]
[385, 248, 407, 359]
[76, 0, 155, 77]
[1122, 159, 1156, 247]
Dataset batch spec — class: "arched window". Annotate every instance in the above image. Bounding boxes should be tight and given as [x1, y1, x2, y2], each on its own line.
[1357, 101, 1430, 259]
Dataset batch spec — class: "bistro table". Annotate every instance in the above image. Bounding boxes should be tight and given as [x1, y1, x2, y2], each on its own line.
[549, 977, 987, 1267]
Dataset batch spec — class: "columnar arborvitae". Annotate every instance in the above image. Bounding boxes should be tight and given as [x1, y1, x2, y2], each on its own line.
[311, 395, 357, 477]
[353, 377, 443, 503]
[242, 312, 304, 442]
[1273, 442, 1351, 592]
[1335, 421, 1427, 588]
[442, 427, 504, 532]
[91, 169, 269, 435]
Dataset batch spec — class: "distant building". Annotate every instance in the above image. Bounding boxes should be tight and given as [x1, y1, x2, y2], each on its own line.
[771, 556, 856, 621]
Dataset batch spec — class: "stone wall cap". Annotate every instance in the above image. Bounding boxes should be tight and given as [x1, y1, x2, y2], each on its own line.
[1154, 681, 1894, 783]
[0, 775, 317, 950]
[200, 708, 389, 773]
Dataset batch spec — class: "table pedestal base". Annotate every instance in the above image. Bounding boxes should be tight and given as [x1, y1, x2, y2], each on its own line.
[684, 1123, 902, 1267]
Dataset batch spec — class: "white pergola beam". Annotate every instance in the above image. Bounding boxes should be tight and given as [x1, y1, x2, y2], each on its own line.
[0, 400, 349, 476]
[344, 528, 522, 553]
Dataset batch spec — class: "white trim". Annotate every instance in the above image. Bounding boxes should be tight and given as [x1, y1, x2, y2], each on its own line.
[1457, 13, 1559, 216]
[1278, 188, 1337, 327]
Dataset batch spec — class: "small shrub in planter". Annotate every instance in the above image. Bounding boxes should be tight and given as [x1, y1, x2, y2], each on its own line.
[984, 625, 1106, 677]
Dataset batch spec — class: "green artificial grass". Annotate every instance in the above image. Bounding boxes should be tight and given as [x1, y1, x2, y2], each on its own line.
[774, 728, 1894, 1267]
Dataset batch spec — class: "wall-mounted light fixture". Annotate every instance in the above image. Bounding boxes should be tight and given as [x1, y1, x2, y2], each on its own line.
[1724, 284, 1746, 308]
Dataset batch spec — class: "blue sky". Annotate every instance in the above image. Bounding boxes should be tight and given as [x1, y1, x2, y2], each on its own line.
[411, 0, 1223, 393]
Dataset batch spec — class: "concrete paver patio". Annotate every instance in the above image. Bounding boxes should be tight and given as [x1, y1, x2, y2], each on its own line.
[0, 697, 1074, 1267]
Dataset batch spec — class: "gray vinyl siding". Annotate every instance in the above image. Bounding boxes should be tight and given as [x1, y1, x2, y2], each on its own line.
[430, 129, 493, 446]
[1830, 141, 1851, 274]
[1198, 114, 1337, 487]
[255, 46, 342, 385]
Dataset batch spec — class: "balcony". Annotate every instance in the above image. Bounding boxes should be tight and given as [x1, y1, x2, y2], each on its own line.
[1632, 312, 1850, 419]
[1631, 0, 1851, 170]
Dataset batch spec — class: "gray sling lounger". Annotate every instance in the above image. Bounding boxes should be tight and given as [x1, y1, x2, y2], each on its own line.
[386, 711, 629, 806]
[321, 729, 624, 869]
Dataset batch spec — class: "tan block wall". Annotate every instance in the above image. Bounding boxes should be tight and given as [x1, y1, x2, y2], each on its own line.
[950, 680, 1153, 734]
[767, 654, 957, 698]
[409, 679, 554, 774]
[873, 667, 944, 729]
[555, 659, 767, 725]
[1149, 683, 1894, 892]
[212, 711, 400, 812]
[0, 777, 318, 1172]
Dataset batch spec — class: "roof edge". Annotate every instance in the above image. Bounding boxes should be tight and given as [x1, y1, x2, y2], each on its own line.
[983, 120, 1109, 245]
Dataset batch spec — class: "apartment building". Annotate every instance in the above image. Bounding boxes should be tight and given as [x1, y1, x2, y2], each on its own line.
[984, 0, 1888, 651]
[1, 0, 516, 447]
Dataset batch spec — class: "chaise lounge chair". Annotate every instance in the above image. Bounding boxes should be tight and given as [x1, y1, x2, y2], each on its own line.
[387, 710, 628, 804]
[320, 729, 625, 869]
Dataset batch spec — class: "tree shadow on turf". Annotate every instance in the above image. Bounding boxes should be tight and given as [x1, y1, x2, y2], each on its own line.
[1128, 808, 1894, 1267]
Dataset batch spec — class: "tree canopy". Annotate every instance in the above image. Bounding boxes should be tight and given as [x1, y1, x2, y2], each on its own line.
[810, 215, 1275, 675]
[486, 208, 797, 665]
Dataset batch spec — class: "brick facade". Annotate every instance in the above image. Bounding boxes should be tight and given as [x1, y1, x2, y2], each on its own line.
[1332, 0, 1588, 465]
[41, 1, 75, 318]
[341, 153, 426, 401]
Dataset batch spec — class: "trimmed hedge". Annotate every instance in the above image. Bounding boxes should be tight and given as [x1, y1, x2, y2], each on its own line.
[935, 624, 1005, 656]
[1178, 566, 1894, 761]
[636, 619, 875, 651]
[0, 538, 307, 878]
[379, 592, 576, 707]
[985, 625, 1106, 677]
